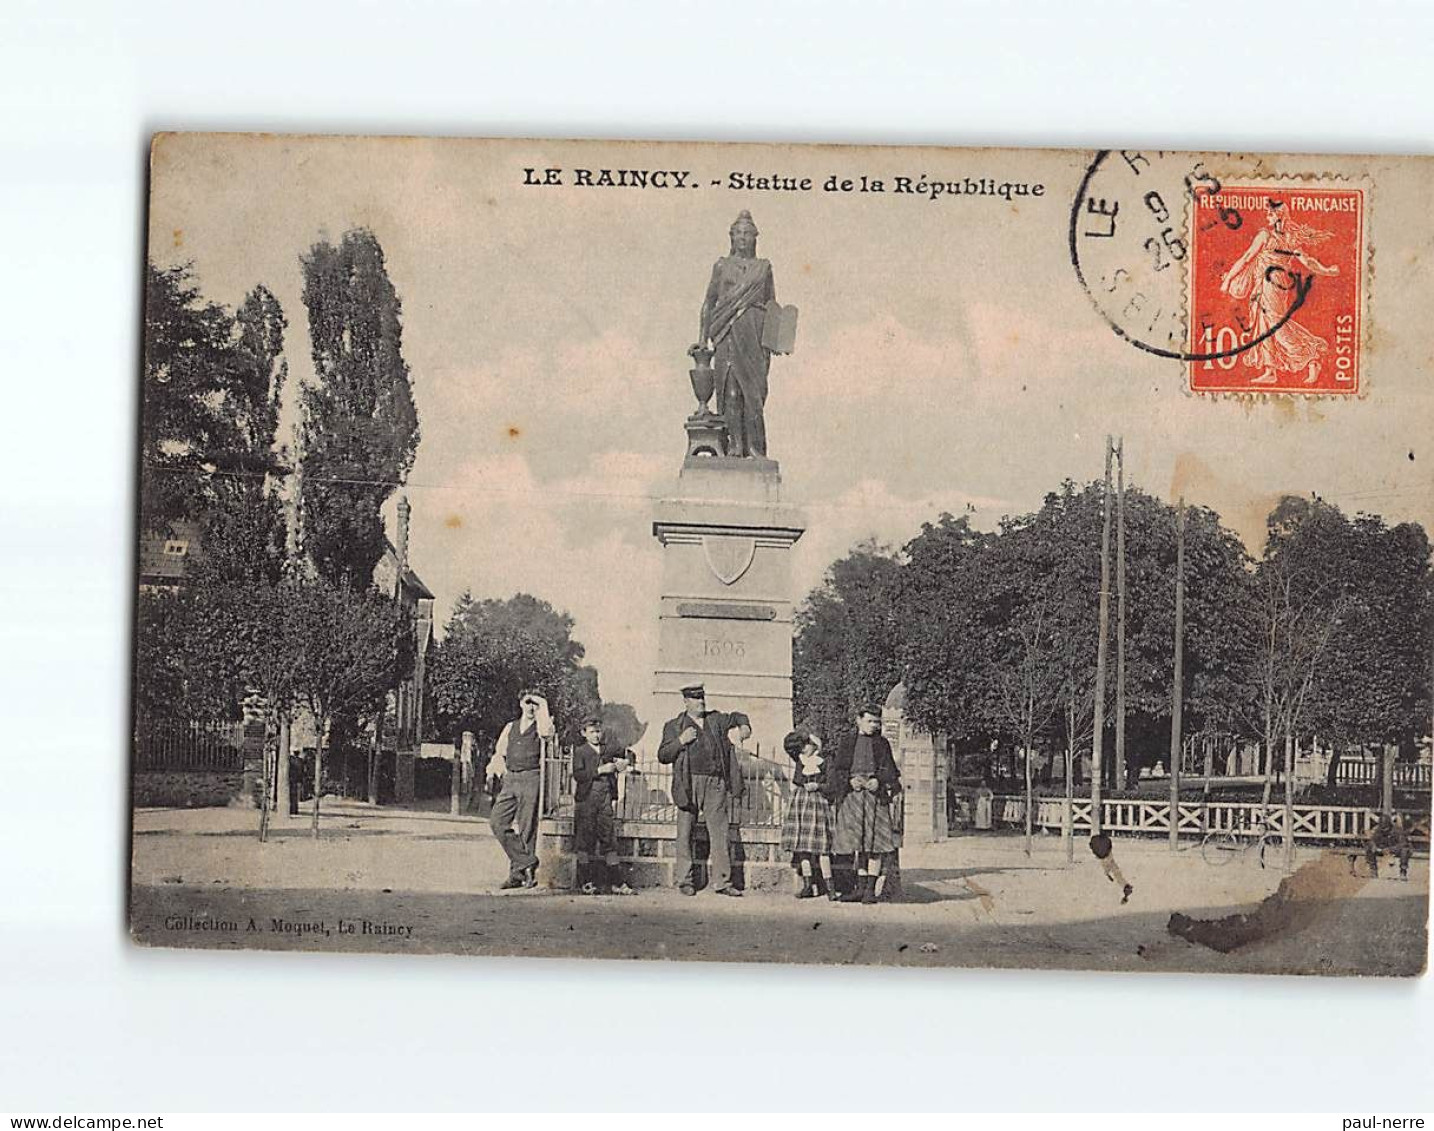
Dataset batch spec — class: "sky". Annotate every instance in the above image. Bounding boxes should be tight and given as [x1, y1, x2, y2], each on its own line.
[148, 135, 1434, 723]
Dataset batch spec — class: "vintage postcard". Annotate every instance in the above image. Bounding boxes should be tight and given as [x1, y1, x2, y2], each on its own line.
[131, 134, 1432, 976]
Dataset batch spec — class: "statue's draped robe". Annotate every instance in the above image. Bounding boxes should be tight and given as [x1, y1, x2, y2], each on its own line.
[1225, 227, 1330, 375]
[701, 255, 776, 457]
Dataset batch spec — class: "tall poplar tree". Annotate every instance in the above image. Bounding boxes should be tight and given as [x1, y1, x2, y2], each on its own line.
[298, 228, 420, 590]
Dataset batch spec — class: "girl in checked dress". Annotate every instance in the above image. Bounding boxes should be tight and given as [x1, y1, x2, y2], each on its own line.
[780, 730, 838, 900]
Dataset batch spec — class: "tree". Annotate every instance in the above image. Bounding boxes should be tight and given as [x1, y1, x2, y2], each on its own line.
[600, 702, 648, 750]
[141, 266, 290, 537]
[1308, 513, 1432, 753]
[1241, 499, 1434, 796]
[192, 285, 291, 588]
[888, 514, 996, 758]
[820, 481, 1256, 801]
[288, 575, 415, 837]
[792, 538, 904, 744]
[192, 577, 306, 840]
[134, 585, 245, 728]
[299, 228, 420, 591]
[140, 263, 251, 530]
[428, 592, 597, 750]
[975, 528, 1068, 853]
[137, 266, 293, 784]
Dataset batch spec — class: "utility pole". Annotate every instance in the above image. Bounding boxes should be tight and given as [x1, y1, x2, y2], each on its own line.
[373, 495, 412, 805]
[1381, 744, 1395, 821]
[1115, 436, 1127, 793]
[1168, 498, 1185, 852]
[275, 460, 302, 820]
[1092, 437, 1114, 836]
[1064, 705, 1075, 865]
[1284, 733, 1297, 872]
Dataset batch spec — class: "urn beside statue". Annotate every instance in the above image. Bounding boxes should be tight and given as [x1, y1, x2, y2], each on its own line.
[684, 344, 727, 459]
[688, 344, 716, 412]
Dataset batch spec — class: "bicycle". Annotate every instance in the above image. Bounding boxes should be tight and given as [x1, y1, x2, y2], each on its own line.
[1200, 808, 1277, 868]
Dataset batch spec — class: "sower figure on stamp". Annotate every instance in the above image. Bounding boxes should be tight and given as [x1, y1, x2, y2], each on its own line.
[657, 684, 746, 897]
[489, 690, 554, 890]
[827, 706, 902, 905]
[1219, 199, 1340, 386]
[571, 714, 631, 894]
[693, 211, 778, 458]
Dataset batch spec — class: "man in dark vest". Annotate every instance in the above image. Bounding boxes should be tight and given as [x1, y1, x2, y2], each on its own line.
[489, 690, 554, 889]
[657, 684, 746, 896]
[826, 705, 902, 904]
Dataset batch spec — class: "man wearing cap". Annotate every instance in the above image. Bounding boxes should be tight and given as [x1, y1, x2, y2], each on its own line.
[489, 690, 555, 890]
[571, 714, 630, 894]
[657, 684, 746, 896]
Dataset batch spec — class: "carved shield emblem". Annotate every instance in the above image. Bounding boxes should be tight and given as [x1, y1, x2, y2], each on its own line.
[703, 535, 757, 586]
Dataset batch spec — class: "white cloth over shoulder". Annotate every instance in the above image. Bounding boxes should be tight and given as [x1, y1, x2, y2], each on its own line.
[490, 696, 556, 779]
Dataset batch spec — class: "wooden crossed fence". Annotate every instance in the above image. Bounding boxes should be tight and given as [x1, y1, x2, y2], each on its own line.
[993, 795, 1431, 847]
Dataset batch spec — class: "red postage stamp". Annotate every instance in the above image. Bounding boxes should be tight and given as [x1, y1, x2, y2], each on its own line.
[1188, 181, 1365, 395]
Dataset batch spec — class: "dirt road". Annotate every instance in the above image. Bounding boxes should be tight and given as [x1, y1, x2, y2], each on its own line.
[130, 804, 1428, 976]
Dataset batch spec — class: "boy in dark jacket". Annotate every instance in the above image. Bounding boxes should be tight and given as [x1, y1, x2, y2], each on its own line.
[826, 706, 902, 904]
[571, 716, 629, 893]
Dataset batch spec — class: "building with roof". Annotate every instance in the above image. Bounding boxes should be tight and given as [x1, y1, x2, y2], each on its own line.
[137, 519, 204, 594]
[133, 499, 437, 808]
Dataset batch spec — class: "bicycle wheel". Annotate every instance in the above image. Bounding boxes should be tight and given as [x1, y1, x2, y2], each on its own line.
[1257, 835, 1285, 870]
[1201, 829, 1242, 866]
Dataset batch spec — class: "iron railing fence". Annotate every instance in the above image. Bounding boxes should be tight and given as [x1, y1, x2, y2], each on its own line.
[134, 718, 245, 773]
[541, 747, 791, 827]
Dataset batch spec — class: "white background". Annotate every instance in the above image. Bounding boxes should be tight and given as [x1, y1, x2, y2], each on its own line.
[1, 0, 1431, 1113]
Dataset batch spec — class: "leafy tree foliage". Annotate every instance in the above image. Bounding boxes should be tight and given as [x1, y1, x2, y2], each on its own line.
[272, 574, 415, 834]
[134, 586, 245, 727]
[794, 480, 1321, 787]
[299, 228, 420, 591]
[1244, 497, 1433, 770]
[141, 264, 289, 545]
[137, 265, 294, 729]
[599, 702, 648, 750]
[791, 539, 904, 744]
[428, 592, 600, 747]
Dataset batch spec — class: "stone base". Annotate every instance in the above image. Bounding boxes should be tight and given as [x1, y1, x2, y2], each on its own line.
[133, 770, 244, 808]
[537, 817, 794, 891]
[537, 816, 906, 898]
[652, 458, 806, 761]
[684, 412, 729, 460]
[680, 453, 781, 477]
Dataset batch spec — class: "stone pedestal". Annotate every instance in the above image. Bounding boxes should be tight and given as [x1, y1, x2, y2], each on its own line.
[684, 412, 729, 459]
[651, 457, 806, 761]
[239, 719, 267, 809]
